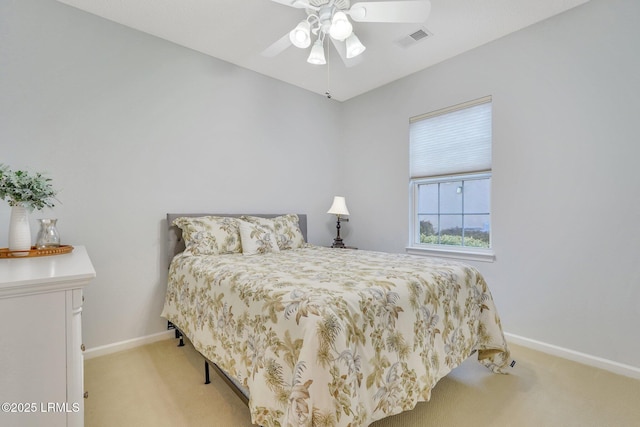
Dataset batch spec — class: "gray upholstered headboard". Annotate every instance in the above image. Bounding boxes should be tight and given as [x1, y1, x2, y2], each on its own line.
[167, 213, 308, 265]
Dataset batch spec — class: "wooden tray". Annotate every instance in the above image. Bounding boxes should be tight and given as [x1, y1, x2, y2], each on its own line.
[0, 245, 74, 258]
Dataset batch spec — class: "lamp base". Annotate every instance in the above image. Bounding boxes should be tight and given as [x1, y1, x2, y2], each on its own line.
[331, 216, 349, 248]
[331, 237, 346, 248]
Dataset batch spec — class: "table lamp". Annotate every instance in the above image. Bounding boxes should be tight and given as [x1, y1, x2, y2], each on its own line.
[327, 196, 350, 248]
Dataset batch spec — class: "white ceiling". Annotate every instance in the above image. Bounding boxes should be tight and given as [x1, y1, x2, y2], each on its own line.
[55, 0, 589, 101]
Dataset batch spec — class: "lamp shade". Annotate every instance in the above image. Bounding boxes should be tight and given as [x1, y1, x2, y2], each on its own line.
[345, 33, 366, 58]
[329, 11, 353, 41]
[289, 20, 311, 48]
[327, 196, 350, 216]
[307, 39, 326, 65]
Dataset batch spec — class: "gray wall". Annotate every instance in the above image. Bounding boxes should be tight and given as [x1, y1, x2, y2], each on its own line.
[341, 0, 640, 369]
[0, 0, 342, 348]
[2, 0, 639, 372]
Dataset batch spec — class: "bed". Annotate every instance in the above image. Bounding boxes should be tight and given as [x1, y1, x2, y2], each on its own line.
[161, 213, 511, 427]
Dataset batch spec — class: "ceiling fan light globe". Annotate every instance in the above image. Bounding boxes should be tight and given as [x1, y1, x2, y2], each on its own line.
[329, 11, 353, 41]
[307, 39, 326, 65]
[289, 20, 311, 48]
[346, 33, 366, 58]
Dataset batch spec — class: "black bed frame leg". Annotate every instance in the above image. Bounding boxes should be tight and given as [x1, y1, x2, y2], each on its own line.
[176, 329, 185, 347]
[204, 360, 211, 384]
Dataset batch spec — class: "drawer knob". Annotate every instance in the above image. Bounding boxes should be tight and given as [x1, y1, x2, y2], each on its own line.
[84, 391, 89, 399]
[81, 344, 85, 352]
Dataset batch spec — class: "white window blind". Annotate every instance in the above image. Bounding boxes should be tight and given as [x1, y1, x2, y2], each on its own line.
[410, 96, 492, 178]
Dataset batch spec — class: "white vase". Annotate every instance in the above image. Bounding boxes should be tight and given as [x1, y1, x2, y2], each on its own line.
[8, 204, 32, 254]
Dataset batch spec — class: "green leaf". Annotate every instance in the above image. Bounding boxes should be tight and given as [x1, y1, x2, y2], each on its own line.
[0, 164, 58, 211]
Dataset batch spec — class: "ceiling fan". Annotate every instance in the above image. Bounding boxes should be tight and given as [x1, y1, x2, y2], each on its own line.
[263, 0, 431, 66]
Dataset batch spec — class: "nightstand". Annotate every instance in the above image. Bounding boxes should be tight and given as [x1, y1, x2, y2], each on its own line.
[0, 246, 95, 427]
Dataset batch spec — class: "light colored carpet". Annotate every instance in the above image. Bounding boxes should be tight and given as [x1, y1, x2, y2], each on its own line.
[85, 338, 640, 427]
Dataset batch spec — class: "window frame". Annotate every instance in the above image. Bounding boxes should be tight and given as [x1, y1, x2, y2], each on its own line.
[408, 172, 495, 262]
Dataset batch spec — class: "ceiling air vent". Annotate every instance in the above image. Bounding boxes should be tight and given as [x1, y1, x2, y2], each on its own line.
[396, 27, 433, 48]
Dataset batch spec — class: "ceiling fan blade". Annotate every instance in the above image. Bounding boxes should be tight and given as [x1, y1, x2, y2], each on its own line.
[330, 38, 363, 68]
[262, 33, 293, 57]
[349, 1, 431, 23]
[268, 0, 309, 9]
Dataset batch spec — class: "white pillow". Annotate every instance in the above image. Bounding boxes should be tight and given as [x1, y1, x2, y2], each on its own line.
[238, 220, 280, 255]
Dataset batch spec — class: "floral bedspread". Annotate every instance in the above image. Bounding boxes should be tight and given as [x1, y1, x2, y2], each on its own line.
[161, 245, 510, 427]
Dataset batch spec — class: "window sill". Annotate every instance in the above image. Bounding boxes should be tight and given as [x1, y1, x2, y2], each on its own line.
[405, 245, 495, 263]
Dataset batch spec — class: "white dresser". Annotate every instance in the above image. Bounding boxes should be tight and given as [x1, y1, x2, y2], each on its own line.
[0, 246, 95, 427]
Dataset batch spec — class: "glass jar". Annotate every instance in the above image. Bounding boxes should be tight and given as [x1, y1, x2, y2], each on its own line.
[36, 218, 61, 249]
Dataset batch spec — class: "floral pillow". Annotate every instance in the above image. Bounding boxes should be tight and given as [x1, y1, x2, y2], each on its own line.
[240, 214, 305, 250]
[173, 216, 241, 256]
[238, 220, 280, 255]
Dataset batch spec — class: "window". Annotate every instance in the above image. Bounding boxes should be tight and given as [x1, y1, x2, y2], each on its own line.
[409, 96, 493, 260]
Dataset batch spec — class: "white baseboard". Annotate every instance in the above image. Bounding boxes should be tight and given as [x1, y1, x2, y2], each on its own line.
[84, 330, 174, 360]
[505, 332, 640, 380]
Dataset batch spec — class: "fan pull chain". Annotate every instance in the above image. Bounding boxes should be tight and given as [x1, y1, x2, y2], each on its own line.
[325, 45, 332, 99]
